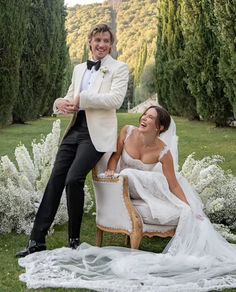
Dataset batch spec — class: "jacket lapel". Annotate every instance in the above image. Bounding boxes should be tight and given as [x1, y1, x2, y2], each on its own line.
[89, 55, 113, 93]
[89, 70, 104, 93]
[77, 63, 87, 93]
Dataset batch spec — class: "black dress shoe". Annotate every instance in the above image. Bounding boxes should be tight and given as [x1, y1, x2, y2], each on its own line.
[16, 240, 46, 258]
[69, 238, 80, 249]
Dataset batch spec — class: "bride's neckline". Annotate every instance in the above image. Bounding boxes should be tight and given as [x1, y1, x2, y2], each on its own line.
[123, 147, 157, 166]
[123, 125, 165, 166]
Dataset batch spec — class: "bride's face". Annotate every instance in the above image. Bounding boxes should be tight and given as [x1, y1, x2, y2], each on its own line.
[139, 108, 158, 133]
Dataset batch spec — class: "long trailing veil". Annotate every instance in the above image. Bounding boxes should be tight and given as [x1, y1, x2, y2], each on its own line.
[18, 119, 236, 291]
[160, 117, 179, 171]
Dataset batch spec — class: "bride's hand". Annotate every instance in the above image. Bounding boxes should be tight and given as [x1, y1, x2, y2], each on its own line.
[196, 214, 205, 221]
[105, 169, 115, 178]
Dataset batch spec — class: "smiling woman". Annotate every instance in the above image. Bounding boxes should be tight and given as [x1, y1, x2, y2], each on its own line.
[106, 106, 189, 204]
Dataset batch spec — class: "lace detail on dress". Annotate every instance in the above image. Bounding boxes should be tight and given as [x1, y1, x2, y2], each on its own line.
[120, 149, 156, 172]
[124, 125, 135, 143]
[159, 145, 170, 162]
[120, 125, 156, 172]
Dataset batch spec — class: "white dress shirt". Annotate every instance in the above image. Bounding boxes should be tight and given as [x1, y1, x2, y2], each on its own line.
[80, 66, 99, 92]
[80, 64, 99, 110]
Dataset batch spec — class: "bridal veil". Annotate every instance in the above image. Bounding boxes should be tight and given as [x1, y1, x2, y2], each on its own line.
[19, 118, 236, 291]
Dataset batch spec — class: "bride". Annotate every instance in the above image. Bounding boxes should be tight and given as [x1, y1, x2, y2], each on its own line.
[19, 106, 236, 291]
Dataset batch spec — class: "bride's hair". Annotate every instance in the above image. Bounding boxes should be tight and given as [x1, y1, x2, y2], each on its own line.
[141, 106, 171, 133]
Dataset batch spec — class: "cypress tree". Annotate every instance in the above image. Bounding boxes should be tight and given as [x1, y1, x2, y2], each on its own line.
[214, 0, 236, 119]
[0, 0, 30, 126]
[134, 44, 147, 86]
[166, 0, 198, 119]
[156, 0, 171, 111]
[139, 61, 157, 100]
[13, 0, 68, 122]
[157, 0, 198, 119]
[13, 0, 50, 123]
[42, 0, 69, 116]
[121, 73, 134, 110]
[181, 0, 232, 126]
[81, 43, 89, 62]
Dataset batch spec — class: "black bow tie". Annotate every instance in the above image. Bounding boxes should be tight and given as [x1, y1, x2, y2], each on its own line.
[87, 59, 101, 71]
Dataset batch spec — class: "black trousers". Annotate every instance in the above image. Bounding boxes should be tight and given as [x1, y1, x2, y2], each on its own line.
[30, 111, 104, 243]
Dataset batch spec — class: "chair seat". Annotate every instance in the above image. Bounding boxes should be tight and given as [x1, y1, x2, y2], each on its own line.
[93, 156, 177, 249]
[132, 199, 179, 226]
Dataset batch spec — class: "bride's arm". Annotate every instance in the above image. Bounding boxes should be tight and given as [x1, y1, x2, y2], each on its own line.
[105, 126, 128, 177]
[161, 151, 189, 205]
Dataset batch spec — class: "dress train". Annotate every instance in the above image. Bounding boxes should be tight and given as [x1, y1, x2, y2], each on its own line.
[18, 121, 236, 291]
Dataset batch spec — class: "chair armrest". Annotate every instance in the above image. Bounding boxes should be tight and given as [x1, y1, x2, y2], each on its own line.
[93, 175, 142, 233]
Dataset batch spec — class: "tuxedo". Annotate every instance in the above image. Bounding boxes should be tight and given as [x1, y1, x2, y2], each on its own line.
[30, 54, 129, 243]
[54, 54, 129, 152]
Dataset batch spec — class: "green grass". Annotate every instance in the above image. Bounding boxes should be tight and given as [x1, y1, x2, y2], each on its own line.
[0, 114, 236, 291]
[1, 114, 235, 173]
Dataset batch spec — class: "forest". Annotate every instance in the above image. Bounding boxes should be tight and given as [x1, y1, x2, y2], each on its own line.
[0, 0, 235, 126]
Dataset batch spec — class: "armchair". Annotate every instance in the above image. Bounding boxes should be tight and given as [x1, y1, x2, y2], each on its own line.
[92, 153, 177, 250]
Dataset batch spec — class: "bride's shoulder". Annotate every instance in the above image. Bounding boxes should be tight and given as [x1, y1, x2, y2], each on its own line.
[120, 125, 136, 141]
[157, 138, 170, 161]
[122, 125, 137, 135]
[157, 137, 167, 149]
[121, 124, 137, 131]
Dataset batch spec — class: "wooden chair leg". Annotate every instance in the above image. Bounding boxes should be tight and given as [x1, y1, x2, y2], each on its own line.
[125, 235, 130, 247]
[130, 233, 142, 249]
[96, 227, 103, 247]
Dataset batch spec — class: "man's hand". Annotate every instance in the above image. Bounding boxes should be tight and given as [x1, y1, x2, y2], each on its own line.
[56, 99, 79, 114]
[74, 95, 80, 107]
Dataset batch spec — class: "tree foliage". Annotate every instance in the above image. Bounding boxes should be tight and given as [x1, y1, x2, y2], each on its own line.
[214, 0, 236, 118]
[0, 0, 30, 126]
[13, 0, 68, 122]
[181, 0, 232, 126]
[66, 3, 112, 63]
[134, 61, 157, 106]
[156, 0, 198, 119]
[156, 0, 235, 125]
[1, 0, 235, 125]
[0, 0, 68, 125]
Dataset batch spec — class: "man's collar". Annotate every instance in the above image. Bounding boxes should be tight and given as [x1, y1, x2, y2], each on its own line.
[91, 54, 111, 65]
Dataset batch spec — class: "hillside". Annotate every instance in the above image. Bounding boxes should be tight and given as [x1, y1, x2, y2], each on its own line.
[65, 0, 158, 71]
[66, 3, 112, 63]
[116, 0, 157, 71]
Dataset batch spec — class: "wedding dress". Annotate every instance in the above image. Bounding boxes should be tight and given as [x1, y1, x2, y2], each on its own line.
[19, 120, 236, 292]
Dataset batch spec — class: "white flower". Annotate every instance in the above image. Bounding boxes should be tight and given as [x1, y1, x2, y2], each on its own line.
[181, 153, 236, 238]
[0, 119, 95, 234]
[100, 66, 109, 76]
[213, 224, 236, 242]
[206, 197, 225, 213]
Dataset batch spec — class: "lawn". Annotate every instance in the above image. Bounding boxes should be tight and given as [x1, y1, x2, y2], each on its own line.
[0, 113, 236, 292]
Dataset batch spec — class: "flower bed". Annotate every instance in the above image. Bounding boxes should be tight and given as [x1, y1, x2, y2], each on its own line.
[0, 120, 93, 234]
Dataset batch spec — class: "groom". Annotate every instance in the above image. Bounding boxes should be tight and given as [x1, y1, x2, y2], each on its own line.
[16, 23, 129, 257]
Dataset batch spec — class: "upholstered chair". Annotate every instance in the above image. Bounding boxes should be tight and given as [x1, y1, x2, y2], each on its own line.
[92, 153, 177, 250]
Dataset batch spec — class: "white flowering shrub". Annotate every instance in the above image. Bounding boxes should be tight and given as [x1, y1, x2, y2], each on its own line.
[0, 120, 94, 234]
[181, 153, 236, 237]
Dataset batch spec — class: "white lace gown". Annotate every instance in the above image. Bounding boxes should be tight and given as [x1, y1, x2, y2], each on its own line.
[18, 125, 236, 292]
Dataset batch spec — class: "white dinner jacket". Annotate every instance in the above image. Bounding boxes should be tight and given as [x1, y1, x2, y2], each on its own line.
[54, 54, 129, 152]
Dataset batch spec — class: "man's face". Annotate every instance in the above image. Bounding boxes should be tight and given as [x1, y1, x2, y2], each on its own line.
[89, 31, 112, 60]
